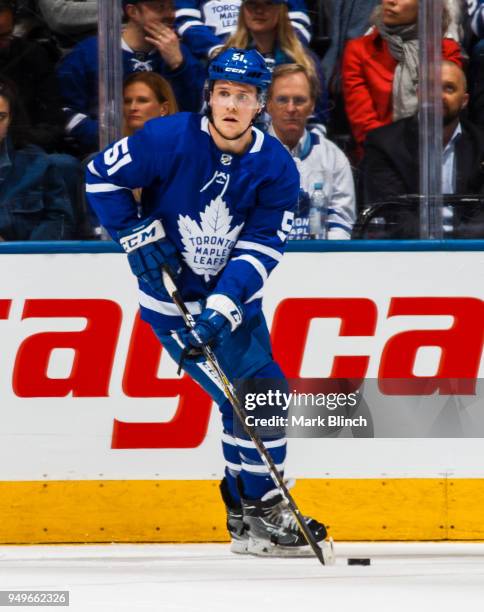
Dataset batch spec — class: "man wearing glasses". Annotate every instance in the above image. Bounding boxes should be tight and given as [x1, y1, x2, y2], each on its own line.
[267, 63, 356, 239]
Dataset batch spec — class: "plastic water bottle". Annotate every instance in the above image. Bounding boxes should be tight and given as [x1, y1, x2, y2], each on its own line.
[309, 182, 327, 239]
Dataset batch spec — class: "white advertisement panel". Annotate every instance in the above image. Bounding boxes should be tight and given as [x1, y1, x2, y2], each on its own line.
[0, 250, 483, 480]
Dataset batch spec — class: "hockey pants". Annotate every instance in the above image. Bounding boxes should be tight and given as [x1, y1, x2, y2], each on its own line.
[153, 313, 287, 501]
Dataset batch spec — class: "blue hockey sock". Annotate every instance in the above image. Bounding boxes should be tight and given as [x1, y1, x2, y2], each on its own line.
[235, 359, 288, 500]
[238, 436, 287, 499]
[239, 473, 276, 500]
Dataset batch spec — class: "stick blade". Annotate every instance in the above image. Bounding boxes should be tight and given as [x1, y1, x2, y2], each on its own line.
[321, 538, 336, 566]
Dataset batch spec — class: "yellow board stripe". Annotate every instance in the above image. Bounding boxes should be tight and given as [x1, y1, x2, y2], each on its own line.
[1, 479, 484, 544]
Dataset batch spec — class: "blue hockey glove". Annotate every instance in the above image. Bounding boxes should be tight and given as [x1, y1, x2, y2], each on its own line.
[177, 294, 243, 368]
[118, 218, 181, 296]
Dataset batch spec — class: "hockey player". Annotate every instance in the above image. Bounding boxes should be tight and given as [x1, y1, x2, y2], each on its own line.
[86, 47, 329, 557]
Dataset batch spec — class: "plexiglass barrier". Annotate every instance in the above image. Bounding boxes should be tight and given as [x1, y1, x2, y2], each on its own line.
[0, 0, 478, 243]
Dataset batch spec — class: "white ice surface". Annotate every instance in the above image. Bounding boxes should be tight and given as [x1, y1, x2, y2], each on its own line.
[1, 542, 484, 611]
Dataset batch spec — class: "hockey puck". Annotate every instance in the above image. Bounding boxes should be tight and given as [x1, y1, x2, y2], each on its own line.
[347, 558, 371, 566]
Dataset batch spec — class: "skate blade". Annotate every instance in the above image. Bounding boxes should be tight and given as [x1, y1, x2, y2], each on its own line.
[230, 538, 249, 554]
[247, 537, 320, 558]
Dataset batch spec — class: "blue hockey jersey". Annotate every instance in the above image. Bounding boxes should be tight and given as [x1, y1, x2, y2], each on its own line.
[57, 36, 206, 153]
[468, 0, 484, 37]
[175, 0, 312, 58]
[85, 113, 299, 331]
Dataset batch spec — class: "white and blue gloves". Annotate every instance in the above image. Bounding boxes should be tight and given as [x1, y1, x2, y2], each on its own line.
[119, 218, 243, 365]
[118, 217, 181, 296]
[178, 294, 244, 364]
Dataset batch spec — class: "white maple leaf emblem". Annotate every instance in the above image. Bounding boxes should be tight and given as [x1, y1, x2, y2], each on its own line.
[178, 196, 244, 282]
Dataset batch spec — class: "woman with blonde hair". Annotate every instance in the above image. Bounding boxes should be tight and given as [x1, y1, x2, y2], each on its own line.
[123, 71, 178, 136]
[224, 0, 327, 124]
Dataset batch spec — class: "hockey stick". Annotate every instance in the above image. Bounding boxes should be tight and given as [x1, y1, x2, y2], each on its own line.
[162, 266, 335, 566]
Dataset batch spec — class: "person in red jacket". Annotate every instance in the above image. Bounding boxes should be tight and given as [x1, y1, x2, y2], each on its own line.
[342, 0, 462, 158]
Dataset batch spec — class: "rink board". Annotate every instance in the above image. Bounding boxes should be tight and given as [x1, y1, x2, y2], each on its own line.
[1, 478, 484, 543]
[0, 244, 483, 542]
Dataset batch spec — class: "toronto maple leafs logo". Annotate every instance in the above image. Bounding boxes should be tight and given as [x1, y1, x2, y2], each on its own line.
[178, 196, 244, 282]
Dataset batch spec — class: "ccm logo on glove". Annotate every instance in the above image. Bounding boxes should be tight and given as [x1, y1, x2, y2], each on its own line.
[120, 219, 166, 253]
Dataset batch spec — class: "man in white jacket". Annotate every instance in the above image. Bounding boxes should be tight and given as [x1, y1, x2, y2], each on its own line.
[267, 63, 356, 239]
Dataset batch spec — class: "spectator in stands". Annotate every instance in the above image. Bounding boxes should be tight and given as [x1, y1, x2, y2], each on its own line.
[267, 64, 355, 239]
[124, 71, 178, 206]
[321, 0, 379, 86]
[224, 0, 328, 124]
[468, 0, 484, 126]
[123, 71, 178, 135]
[36, 0, 97, 41]
[0, 0, 82, 224]
[13, 1, 97, 54]
[174, 0, 311, 59]
[0, 79, 74, 241]
[362, 61, 484, 213]
[57, 0, 206, 155]
[0, 0, 65, 151]
[445, 0, 469, 43]
[342, 0, 462, 157]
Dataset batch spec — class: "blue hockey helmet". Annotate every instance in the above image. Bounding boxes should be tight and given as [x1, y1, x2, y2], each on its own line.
[208, 48, 272, 92]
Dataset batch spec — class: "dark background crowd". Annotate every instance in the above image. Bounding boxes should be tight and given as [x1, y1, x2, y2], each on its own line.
[0, 0, 483, 242]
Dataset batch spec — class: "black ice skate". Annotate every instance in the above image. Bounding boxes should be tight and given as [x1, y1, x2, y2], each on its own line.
[241, 488, 333, 560]
[220, 478, 249, 554]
